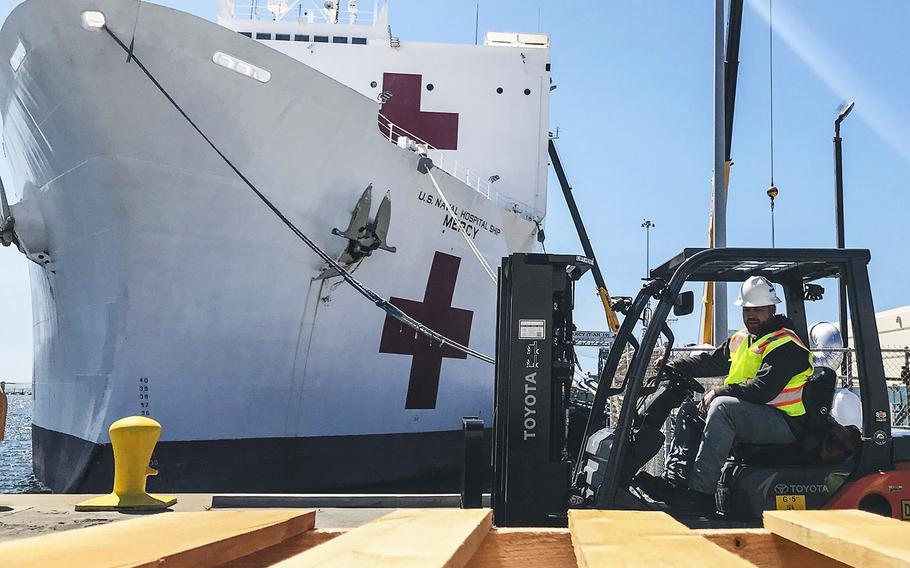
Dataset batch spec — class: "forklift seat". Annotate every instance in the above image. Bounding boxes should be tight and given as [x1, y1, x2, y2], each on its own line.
[732, 367, 837, 467]
[894, 428, 910, 463]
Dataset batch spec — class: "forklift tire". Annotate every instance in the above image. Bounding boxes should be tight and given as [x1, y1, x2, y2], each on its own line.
[858, 494, 891, 517]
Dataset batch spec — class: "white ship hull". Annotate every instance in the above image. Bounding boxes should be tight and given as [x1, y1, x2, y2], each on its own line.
[1, 0, 546, 491]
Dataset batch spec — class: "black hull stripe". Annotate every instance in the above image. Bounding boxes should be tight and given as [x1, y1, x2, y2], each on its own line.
[32, 425, 491, 493]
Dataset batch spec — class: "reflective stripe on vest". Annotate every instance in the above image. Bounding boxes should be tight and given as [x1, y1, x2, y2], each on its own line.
[725, 326, 813, 417]
[728, 329, 750, 355]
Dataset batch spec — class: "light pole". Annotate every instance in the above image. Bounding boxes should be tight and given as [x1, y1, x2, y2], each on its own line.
[834, 101, 854, 349]
[641, 219, 655, 279]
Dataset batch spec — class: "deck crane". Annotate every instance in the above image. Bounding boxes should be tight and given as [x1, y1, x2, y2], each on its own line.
[548, 139, 620, 332]
[702, 0, 744, 345]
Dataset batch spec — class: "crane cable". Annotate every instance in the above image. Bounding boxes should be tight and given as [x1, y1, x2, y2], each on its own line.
[101, 24, 495, 365]
[766, 0, 778, 247]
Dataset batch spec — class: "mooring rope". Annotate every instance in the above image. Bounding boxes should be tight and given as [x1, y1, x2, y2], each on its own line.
[424, 167, 497, 284]
[101, 25, 494, 365]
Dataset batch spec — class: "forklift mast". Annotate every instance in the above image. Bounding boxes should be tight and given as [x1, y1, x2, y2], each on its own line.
[492, 253, 591, 527]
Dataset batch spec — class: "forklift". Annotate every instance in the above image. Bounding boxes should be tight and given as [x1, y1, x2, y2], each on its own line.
[491, 248, 910, 526]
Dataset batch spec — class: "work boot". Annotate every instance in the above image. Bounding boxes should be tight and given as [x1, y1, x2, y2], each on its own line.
[633, 472, 680, 503]
[668, 488, 717, 517]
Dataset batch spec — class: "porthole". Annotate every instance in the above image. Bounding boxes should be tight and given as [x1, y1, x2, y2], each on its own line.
[426, 83, 434, 91]
[370, 80, 378, 88]
[524, 88, 531, 95]
[496, 87, 503, 94]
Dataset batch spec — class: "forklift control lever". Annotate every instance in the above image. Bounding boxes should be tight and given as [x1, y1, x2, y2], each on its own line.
[662, 367, 705, 394]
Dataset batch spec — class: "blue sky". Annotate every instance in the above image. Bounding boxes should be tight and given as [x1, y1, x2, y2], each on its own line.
[1, 1, 908, 380]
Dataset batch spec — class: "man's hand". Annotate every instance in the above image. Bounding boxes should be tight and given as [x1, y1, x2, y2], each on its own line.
[698, 389, 717, 415]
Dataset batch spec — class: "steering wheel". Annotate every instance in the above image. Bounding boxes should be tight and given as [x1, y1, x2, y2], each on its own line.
[660, 367, 705, 394]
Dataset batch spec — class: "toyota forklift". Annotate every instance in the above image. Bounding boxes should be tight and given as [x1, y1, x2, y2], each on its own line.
[491, 248, 910, 527]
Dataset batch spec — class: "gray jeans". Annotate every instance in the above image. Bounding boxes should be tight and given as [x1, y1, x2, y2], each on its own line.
[665, 396, 796, 495]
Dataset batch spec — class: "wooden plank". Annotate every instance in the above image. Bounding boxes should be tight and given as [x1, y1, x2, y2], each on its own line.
[568, 510, 753, 567]
[763, 510, 910, 568]
[221, 529, 346, 567]
[275, 508, 492, 567]
[697, 528, 850, 568]
[226, 526, 576, 568]
[466, 528, 575, 568]
[0, 509, 315, 568]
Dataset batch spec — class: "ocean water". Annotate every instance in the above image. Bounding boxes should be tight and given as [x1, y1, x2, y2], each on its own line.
[0, 394, 50, 493]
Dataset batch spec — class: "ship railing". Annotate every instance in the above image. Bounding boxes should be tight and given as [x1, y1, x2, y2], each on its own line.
[378, 113, 493, 199]
[0, 381, 32, 395]
[227, 1, 377, 26]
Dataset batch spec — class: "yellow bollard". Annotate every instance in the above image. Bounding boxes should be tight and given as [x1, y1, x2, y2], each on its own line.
[75, 416, 177, 511]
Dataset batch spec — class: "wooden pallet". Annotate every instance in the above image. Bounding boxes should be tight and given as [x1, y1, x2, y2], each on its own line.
[0, 508, 907, 567]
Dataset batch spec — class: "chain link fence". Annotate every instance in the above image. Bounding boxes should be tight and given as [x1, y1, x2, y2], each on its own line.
[881, 348, 910, 427]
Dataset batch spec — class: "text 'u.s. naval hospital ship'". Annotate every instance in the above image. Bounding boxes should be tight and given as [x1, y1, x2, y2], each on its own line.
[0, 0, 554, 492]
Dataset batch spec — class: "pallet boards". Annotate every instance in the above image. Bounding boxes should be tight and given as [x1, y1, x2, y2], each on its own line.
[763, 510, 910, 567]
[569, 510, 752, 567]
[699, 528, 850, 568]
[0, 507, 907, 566]
[0, 510, 315, 568]
[273, 508, 491, 567]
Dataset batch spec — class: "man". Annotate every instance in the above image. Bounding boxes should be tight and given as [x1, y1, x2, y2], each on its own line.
[637, 275, 814, 516]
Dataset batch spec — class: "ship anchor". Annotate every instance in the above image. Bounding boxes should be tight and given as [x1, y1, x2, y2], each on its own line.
[320, 184, 396, 279]
[0, 174, 14, 248]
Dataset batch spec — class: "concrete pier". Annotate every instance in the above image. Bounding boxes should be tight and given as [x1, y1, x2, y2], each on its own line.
[0, 494, 389, 542]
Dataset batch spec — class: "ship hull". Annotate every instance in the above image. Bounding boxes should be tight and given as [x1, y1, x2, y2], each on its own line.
[33, 424, 489, 492]
[2, 0, 537, 491]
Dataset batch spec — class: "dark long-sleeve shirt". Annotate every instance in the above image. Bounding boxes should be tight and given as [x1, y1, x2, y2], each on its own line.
[668, 316, 813, 429]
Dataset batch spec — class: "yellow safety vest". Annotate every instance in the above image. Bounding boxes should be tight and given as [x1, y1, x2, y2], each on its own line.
[726, 327, 813, 417]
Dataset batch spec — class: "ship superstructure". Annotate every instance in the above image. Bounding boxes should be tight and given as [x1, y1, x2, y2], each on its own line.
[0, 0, 553, 492]
[218, 0, 552, 222]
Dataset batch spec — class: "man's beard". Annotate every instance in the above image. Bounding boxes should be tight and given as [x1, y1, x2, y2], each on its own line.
[745, 321, 762, 335]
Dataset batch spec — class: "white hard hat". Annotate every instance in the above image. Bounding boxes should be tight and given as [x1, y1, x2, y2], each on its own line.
[735, 275, 781, 307]
[831, 388, 862, 429]
[809, 321, 844, 370]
